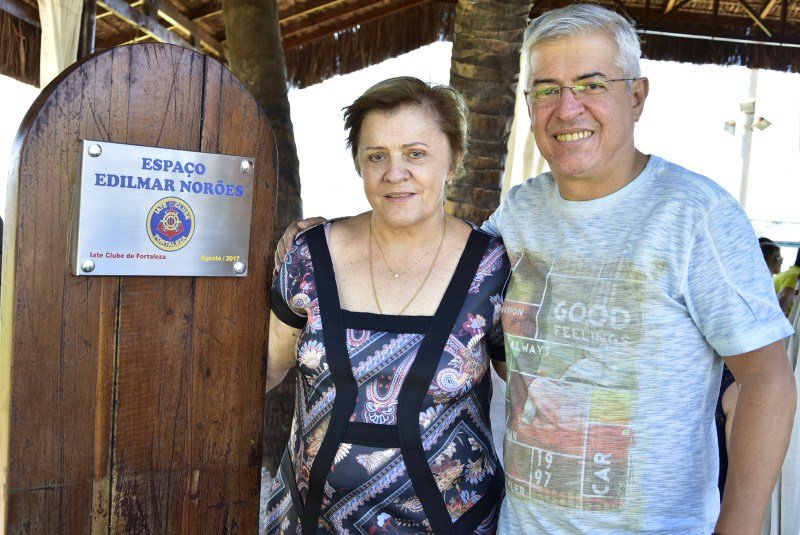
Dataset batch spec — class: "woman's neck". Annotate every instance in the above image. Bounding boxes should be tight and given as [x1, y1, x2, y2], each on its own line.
[369, 212, 447, 249]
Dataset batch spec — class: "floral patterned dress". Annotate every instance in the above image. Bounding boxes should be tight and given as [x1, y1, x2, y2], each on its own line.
[264, 223, 510, 534]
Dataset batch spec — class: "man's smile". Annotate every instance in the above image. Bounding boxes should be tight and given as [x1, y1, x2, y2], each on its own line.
[555, 130, 594, 142]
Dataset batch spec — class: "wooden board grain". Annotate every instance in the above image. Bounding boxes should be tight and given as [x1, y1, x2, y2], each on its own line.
[0, 43, 276, 534]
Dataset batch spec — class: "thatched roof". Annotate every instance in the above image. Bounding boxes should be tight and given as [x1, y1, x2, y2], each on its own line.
[536, 0, 800, 73]
[0, 0, 798, 88]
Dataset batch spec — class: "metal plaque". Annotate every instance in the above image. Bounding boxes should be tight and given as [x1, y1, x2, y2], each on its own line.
[72, 140, 255, 277]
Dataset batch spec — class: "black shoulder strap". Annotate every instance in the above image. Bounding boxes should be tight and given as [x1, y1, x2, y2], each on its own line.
[396, 229, 491, 534]
[301, 225, 359, 534]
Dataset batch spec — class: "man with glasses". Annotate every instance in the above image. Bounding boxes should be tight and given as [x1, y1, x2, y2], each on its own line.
[485, 4, 795, 534]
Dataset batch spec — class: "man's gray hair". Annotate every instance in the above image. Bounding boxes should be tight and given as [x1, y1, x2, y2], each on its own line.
[523, 4, 642, 88]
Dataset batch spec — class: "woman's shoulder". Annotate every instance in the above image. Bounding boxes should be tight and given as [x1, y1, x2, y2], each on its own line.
[291, 215, 356, 251]
[453, 220, 509, 288]
[327, 213, 364, 236]
[327, 213, 369, 259]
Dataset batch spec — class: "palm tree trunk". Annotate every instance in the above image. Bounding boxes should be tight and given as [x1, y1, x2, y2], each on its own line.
[446, 0, 530, 224]
[222, 0, 300, 473]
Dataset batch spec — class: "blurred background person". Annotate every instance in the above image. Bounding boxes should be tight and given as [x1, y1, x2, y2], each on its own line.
[774, 249, 800, 315]
[716, 364, 737, 500]
[763, 275, 800, 535]
[761, 242, 783, 276]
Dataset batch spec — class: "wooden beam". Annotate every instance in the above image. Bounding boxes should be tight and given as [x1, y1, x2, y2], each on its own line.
[639, 0, 691, 30]
[759, 0, 779, 19]
[97, 0, 144, 20]
[279, 0, 341, 22]
[0, 0, 40, 28]
[780, 0, 787, 38]
[96, 7, 116, 20]
[281, 0, 448, 49]
[182, 5, 220, 22]
[737, 0, 773, 36]
[119, 33, 157, 45]
[281, 0, 389, 36]
[713, 0, 719, 35]
[151, 0, 224, 58]
[626, 3, 782, 33]
[97, 0, 190, 47]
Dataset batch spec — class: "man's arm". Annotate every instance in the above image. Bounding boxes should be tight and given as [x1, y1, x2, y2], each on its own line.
[715, 340, 796, 534]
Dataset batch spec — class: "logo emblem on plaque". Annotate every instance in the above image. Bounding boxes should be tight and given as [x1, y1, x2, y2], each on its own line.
[147, 197, 195, 251]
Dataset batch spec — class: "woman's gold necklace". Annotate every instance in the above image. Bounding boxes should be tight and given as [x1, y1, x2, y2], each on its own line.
[368, 217, 447, 315]
[372, 230, 430, 278]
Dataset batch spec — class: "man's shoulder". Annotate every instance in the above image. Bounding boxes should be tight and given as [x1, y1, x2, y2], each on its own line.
[504, 172, 556, 203]
[647, 155, 731, 206]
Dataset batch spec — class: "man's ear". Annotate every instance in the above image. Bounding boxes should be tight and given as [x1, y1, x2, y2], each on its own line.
[632, 77, 649, 122]
[526, 95, 535, 132]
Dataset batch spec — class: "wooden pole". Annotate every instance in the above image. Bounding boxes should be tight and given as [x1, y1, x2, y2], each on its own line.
[78, 0, 97, 58]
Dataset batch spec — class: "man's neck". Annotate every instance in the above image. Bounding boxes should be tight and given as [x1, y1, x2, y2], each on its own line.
[556, 151, 650, 201]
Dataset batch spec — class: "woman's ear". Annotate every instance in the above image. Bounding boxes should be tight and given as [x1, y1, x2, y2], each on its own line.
[451, 152, 465, 177]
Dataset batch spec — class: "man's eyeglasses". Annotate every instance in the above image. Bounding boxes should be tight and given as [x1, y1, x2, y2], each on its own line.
[524, 78, 640, 107]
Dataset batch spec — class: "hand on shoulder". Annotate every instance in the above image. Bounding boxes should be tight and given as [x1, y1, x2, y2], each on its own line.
[274, 216, 328, 271]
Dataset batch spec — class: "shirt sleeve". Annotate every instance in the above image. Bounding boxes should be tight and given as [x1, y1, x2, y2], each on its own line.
[681, 196, 793, 356]
[487, 240, 511, 361]
[481, 210, 502, 237]
[270, 235, 313, 329]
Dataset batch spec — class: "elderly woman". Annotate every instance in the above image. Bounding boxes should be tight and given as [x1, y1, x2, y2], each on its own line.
[263, 77, 509, 534]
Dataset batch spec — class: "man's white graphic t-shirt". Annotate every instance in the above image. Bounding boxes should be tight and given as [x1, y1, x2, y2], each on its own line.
[483, 155, 792, 534]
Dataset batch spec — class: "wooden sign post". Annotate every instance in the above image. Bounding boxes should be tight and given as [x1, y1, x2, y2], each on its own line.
[0, 43, 276, 533]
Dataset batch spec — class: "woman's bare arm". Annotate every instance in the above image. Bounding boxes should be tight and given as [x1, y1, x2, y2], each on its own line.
[266, 311, 302, 393]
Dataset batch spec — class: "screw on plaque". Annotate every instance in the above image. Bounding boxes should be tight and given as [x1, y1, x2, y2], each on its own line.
[88, 144, 102, 157]
[240, 160, 253, 173]
[233, 261, 246, 274]
[81, 259, 96, 273]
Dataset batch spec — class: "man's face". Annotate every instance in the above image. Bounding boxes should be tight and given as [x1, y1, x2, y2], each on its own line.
[527, 32, 648, 190]
[769, 252, 783, 275]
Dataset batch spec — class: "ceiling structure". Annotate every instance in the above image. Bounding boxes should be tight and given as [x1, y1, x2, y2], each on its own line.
[1, 0, 798, 89]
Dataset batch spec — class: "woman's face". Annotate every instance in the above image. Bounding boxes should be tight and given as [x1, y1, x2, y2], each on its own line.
[357, 105, 454, 230]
